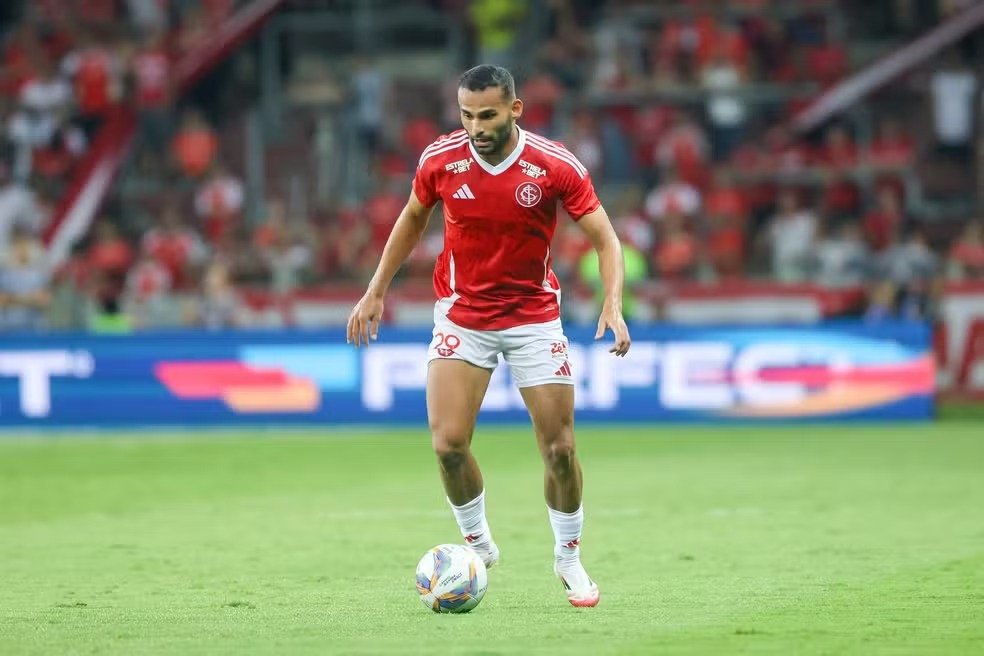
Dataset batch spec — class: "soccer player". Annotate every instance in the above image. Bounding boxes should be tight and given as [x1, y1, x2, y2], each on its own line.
[346, 65, 630, 607]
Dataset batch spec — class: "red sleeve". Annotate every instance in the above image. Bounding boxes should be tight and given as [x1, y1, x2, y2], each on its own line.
[560, 168, 601, 220]
[412, 158, 439, 208]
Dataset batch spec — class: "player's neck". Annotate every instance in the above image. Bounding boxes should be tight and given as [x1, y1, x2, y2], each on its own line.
[480, 125, 520, 166]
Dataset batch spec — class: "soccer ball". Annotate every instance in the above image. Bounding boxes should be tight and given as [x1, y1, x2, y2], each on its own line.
[415, 543, 488, 613]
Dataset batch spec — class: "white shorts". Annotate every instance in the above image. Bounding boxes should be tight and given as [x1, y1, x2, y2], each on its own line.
[427, 311, 574, 388]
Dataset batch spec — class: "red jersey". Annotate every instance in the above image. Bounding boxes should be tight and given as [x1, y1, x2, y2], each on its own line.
[143, 228, 201, 288]
[64, 48, 117, 116]
[412, 127, 600, 330]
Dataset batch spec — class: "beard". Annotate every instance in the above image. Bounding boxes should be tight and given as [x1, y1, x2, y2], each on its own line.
[471, 118, 514, 159]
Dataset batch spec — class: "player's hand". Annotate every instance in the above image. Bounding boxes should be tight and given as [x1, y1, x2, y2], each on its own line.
[595, 302, 631, 357]
[346, 292, 384, 348]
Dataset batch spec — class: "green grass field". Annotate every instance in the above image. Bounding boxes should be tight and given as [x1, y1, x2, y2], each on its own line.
[1, 423, 982, 655]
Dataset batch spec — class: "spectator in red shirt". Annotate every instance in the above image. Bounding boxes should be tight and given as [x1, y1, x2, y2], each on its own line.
[704, 212, 746, 280]
[823, 174, 862, 221]
[86, 219, 134, 302]
[867, 118, 916, 169]
[659, 13, 717, 81]
[703, 168, 748, 228]
[867, 118, 916, 200]
[863, 187, 906, 252]
[805, 37, 848, 88]
[702, 169, 747, 279]
[631, 106, 672, 173]
[252, 197, 288, 251]
[170, 109, 218, 178]
[655, 111, 710, 188]
[747, 16, 794, 82]
[364, 180, 406, 253]
[142, 205, 207, 290]
[402, 115, 441, 162]
[61, 33, 122, 136]
[698, 21, 749, 74]
[653, 210, 698, 280]
[818, 125, 861, 220]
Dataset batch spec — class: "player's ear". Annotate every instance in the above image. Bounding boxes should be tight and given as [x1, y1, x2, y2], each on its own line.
[511, 97, 523, 120]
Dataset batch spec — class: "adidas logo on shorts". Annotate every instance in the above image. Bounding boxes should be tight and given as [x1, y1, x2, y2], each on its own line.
[554, 361, 572, 377]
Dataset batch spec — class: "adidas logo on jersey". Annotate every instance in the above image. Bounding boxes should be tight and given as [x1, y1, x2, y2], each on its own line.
[452, 184, 476, 200]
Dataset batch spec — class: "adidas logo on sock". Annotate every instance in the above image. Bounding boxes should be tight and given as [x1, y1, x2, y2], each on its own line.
[554, 361, 572, 377]
[464, 533, 482, 544]
[564, 538, 580, 549]
[452, 184, 476, 199]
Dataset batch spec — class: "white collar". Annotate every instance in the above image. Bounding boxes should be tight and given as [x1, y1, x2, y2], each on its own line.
[469, 126, 526, 176]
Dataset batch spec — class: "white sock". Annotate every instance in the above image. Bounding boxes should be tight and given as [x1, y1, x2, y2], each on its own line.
[448, 489, 494, 550]
[547, 505, 583, 561]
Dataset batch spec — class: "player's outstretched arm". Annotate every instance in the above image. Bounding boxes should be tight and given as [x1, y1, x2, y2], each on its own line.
[576, 207, 631, 357]
[346, 190, 435, 347]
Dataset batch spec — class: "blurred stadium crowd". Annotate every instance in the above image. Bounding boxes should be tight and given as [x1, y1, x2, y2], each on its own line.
[1, 0, 983, 331]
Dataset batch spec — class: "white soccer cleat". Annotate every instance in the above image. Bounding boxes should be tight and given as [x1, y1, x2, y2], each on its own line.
[465, 539, 500, 570]
[554, 557, 600, 607]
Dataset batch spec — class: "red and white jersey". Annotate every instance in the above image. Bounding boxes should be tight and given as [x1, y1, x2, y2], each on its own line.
[125, 259, 172, 302]
[133, 50, 170, 109]
[413, 127, 600, 330]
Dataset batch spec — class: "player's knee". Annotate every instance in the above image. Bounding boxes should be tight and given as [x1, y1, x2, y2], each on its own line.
[543, 432, 576, 477]
[431, 428, 471, 472]
[434, 443, 469, 473]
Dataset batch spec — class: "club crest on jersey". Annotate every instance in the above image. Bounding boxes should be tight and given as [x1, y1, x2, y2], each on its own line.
[445, 158, 472, 174]
[515, 182, 542, 208]
[519, 159, 546, 179]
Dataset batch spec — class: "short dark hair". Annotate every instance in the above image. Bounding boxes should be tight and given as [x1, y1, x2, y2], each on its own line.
[458, 65, 515, 100]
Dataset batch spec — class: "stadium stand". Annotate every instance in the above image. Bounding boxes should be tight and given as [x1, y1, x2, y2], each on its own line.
[1, 0, 982, 393]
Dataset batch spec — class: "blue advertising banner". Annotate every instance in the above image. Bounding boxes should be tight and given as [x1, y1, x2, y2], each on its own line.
[0, 322, 934, 427]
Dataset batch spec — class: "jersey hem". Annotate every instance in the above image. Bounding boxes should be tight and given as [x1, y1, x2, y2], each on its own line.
[445, 311, 563, 332]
